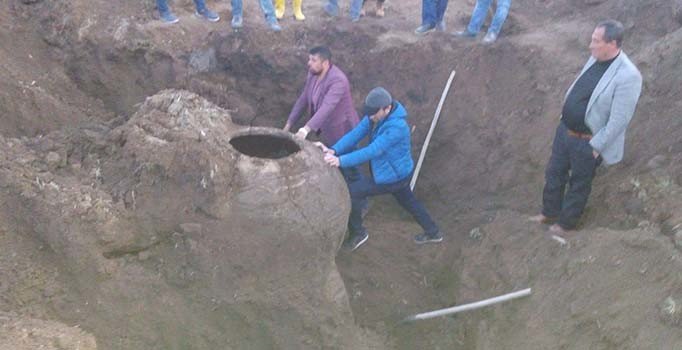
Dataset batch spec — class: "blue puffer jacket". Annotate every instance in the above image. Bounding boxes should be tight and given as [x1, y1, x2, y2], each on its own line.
[332, 102, 414, 185]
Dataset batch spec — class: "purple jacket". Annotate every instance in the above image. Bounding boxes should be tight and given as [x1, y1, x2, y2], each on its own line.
[287, 65, 359, 146]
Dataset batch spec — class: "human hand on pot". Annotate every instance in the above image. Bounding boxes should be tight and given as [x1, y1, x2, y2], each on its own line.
[313, 142, 335, 155]
[295, 126, 310, 140]
[324, 154, 340, 167]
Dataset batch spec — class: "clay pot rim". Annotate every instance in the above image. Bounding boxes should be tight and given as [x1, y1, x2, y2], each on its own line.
[228, 127, 304, 161]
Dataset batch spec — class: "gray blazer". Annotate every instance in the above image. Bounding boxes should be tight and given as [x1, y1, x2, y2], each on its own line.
[563, 51, 642, 165]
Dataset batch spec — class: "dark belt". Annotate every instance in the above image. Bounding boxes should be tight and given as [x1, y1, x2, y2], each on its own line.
[566, 129, 592, 140]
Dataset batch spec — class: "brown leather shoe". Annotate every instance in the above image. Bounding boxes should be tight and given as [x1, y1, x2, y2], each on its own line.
[528, 214, 557, 224]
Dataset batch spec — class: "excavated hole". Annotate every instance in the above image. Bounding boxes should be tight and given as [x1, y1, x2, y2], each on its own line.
[229, 134, 300, 159]
[59, 37, 554, 350]
[12, 16, 679, 350]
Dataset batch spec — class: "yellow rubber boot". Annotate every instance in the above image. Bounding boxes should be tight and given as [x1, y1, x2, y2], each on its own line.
[275, 0, 285, 19]
[293, 0, 305, 21]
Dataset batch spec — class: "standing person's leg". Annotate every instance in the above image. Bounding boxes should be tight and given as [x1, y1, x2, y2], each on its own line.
[488, 0, 511, 35]
[422, 0, 436, 25]
[481, 0, 510, 42]
[541, 123, 571, 221]
[293, 0, 305, 20]
[350, 0, 364, 21]
[193, 0, 207, 12]
[415, 0, 437, 34]
[193, 0, 220, 21]
[390, 181, 442, 243]
[324, 0, 340, 16]
[231, 0, 243, 28]
[435, 0, 449, 27]
[361, 0, 368, 17]
[341, 166, 368, 217]
[556, 138, 600, 230]
[340, 166, 362, 183]
[156, 0, 179, 23]
[258, 0, 282, 30]
[345, 175, 395, 250]
[376, 0, 385, 17]
[466, 0, 492, 35]
[275, 0, 285, 19]
[157, 0, 170, 14]
[347, 178, 372, 243]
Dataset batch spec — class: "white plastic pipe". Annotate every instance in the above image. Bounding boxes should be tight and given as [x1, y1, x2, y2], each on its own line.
[403, 288, 532, 322]
[410, 70, 456, 191]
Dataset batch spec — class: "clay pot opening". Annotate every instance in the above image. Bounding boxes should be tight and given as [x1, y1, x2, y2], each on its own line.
[229, 133, 301, 159]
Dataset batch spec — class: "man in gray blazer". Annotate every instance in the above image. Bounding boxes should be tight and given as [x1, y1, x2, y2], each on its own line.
[530, 19, 642, 233]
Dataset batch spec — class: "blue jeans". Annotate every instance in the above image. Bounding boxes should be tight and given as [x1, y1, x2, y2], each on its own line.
[157, 0, 207, 14]
[466, 0, 511, 35]
[325, 0, 364, 19]
[227, 0, 275, 23]
[421, 0, 449, 26]
[231, 0, 243, 18]
[542, 123, 601, 229]
[256, 0, 277, 23]
[345, 173, 439, 238]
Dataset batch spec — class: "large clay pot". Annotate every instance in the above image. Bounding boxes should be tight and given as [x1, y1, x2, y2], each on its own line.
[97, 90, 372, 348]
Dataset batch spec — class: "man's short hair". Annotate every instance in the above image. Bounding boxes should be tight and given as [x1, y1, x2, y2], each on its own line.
[309, 46, 332, 62]
[596, 19, 624, 48]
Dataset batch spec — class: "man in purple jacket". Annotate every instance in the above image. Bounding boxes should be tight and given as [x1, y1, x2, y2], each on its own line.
[284, 46, 359, 148]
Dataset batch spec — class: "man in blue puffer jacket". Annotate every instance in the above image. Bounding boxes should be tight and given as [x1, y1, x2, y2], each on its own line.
[321, 87, 443, 251]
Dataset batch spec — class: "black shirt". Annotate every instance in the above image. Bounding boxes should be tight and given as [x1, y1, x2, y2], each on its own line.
[561, 54, 618, 133]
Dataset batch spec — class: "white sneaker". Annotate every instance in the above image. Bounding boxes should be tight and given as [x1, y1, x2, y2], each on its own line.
[482, 32, 498, 44]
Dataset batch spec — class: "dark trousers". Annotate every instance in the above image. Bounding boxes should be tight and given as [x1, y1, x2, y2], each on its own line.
[542, 122, 601, 229]
[340, 166, 362, 183]
[344, 172, 439, 237]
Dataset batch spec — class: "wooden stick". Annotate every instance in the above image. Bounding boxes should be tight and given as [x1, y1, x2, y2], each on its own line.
[403, 288, 532, 322]
[410, 70, 456, 191]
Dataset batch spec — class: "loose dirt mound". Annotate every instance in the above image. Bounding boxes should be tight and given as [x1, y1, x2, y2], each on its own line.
[454, 211, 682, 349]
[0, 313, 97, 350]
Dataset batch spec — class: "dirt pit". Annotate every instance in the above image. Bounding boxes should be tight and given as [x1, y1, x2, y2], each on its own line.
[1, 0, 682, 349]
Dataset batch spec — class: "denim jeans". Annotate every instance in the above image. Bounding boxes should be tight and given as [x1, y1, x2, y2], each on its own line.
[325, 0, 364, 19]
[542, 122, 601, 229]
[421, 0, 449, 26]
[157, 0, 207, 14]
[228, 0, 275, 22]
[256, 0, 277, 23]
[345, 173, 439, 238]
[231, 0, 243, 18]
[466, 0, 512, 35]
